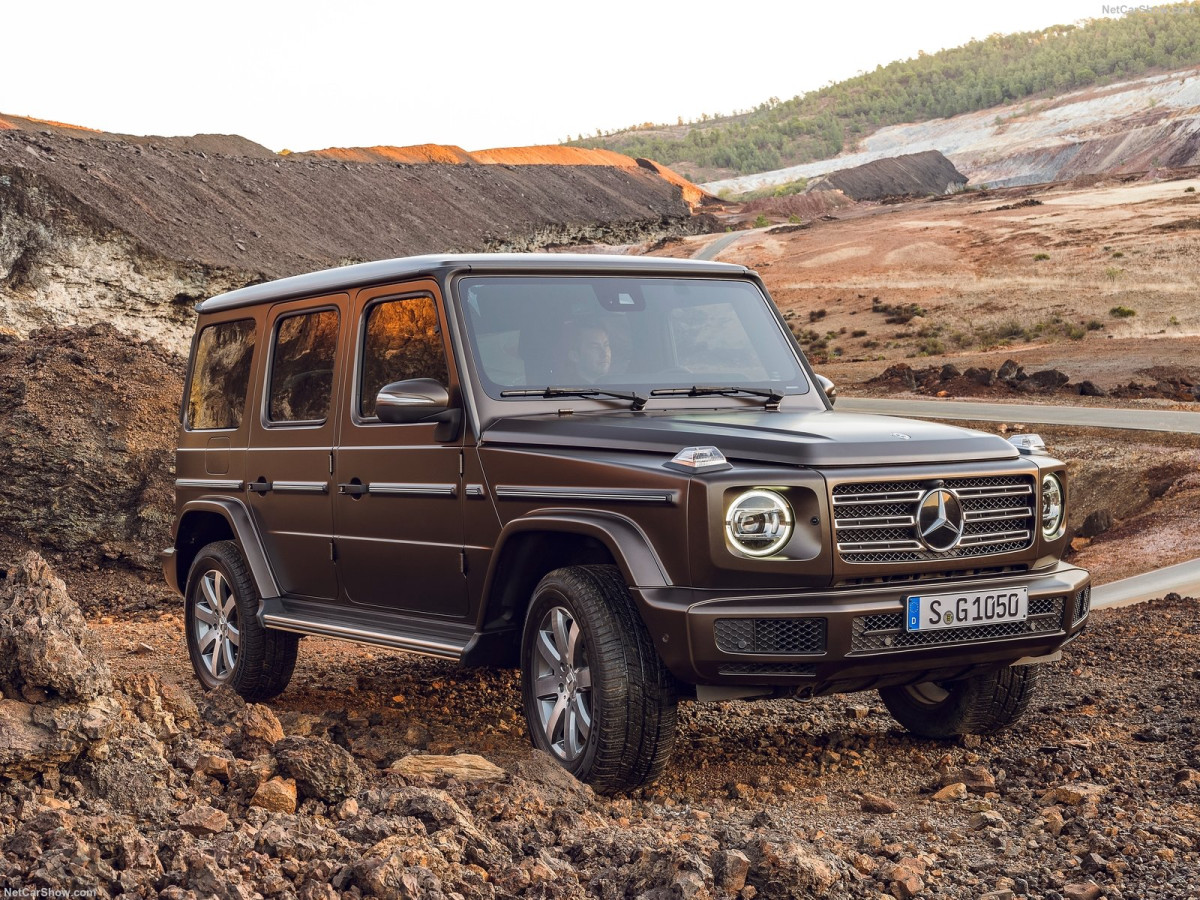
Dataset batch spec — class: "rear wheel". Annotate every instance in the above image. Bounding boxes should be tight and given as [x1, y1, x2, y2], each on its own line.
[184, 540, 298, 702]
[521, 565, 677, 793]
[879, 664, 1041, 739]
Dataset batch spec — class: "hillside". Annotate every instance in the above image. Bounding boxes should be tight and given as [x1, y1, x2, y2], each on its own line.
[0, 126, 704, 350]
[573, 4, 1200, 181]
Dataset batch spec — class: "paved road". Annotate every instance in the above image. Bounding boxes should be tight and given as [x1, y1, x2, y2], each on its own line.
[1093, 559, 1200, 609]
[837, 397, 1200, 434]
[692, 229, 761, 261]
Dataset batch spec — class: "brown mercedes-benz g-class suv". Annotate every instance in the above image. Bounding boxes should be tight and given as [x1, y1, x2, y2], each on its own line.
[163, 253, 1090, 791]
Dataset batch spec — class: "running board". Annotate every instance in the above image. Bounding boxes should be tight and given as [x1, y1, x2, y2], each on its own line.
[260, 597, 474, 661]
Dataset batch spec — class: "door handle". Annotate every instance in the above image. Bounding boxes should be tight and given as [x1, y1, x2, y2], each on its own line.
[338, 483, 368, 496]
[248, 480, 272, 494]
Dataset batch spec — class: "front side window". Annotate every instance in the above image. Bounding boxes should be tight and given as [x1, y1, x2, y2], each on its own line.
[459, 276, 808, 400]
[186, 319, 256, 430]
[267, 308, 340, 423]
[359, 296, 449, 418]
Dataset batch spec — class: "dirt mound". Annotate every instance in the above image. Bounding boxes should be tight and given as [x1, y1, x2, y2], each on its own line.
[303, 143, 476, 165]
[807, 150, 968, 201]
[743, 189, 853, 219]
[0, 128, 701, 349]
[636, 157, 719, 208]
[469, 144, 638, 167]
[0, 325, 182, 573]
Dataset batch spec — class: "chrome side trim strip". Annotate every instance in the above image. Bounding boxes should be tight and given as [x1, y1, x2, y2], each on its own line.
[176, 478, 243, 490]
[369, 483, 458, 497]
[495, 486, 677, 504]
[262, 614, 464, 660]
[465, 484, 486, 498]
[272, 481, 329, 494]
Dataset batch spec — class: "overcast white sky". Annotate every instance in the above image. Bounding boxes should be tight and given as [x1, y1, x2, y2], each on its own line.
[1, 1, 1157, 153]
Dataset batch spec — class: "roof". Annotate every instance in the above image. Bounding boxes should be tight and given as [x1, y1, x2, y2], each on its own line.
[198, 253, 751, 313]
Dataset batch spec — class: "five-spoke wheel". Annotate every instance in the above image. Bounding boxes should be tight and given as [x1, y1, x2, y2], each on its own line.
[521, 565, 677, 792]
[184, 540, 298, 701]
[531, 605, 593, 762]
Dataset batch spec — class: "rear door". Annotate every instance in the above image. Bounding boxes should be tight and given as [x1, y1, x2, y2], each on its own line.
[332, 281, 467, 617]
[246, 296, 347, 600]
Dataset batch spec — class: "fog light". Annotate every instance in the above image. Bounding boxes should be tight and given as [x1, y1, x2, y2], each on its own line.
[726, 489, 793, 557]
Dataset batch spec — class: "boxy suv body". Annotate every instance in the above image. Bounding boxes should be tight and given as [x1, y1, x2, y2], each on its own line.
[163, 253, 1090, 791]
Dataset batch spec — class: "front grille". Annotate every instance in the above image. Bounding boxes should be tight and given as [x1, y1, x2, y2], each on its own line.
[833, 474, 1036, 564]
[718, 663, 816, 677]
[714, 618, 826, 655]
[850, 596, 1064, 653]
[1073, 586, 1091, 624]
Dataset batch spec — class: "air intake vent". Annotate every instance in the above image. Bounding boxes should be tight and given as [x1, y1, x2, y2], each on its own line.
[714, 618, 826, 655]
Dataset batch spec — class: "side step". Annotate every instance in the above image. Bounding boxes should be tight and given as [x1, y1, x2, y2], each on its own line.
[260, 597, 475, 661]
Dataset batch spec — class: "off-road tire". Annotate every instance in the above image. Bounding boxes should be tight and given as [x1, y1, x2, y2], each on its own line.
[879, 664, 1042, 739]
[521, 565, 678, 793]
[184, 540, 298, 702]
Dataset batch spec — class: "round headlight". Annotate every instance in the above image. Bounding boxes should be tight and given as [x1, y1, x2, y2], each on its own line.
[726, 489, 794, 557]
[1041, 473, 1065, 538]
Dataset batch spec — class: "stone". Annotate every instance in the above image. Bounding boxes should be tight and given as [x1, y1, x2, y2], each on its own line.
[1078, 380, 1107, 397]
[1063, 883, 1103, 900]
[389, 753, 506, 783]
[889, 866, 924, 900]
[752, 840, 839, 897]
[713, 849, 751, 894]
[0, 552, 112, 702]
[1026, 368, 1070, 391]
[948, 765, 996, 794]
[860, 793, 898, 814]
[966, 366, 996, 386]
[1046, 783, 1107, 806]
[250, 777, 298, 814]
[933, 782, 967, 802]
[242, 704, 285, 745]
[997, 359, 1022, 381]
[939, 363, 961, 381]
[1042, 807, 1065, 835]
[1080, 509, 1113, 538]
[969, 811, 1007, 830]
[274, 736, 364, 803]
[178, 804, 229, 835]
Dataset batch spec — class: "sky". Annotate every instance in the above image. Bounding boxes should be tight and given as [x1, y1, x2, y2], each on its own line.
[0, 0, 1165, 153]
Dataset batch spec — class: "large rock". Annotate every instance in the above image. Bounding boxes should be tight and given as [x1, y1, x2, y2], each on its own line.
[0, 552, 112, 702]
[274, 735, 365, 803]
[389, 753, 505, 783]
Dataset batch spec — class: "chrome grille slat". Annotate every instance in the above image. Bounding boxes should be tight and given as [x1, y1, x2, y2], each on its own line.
[833, 473, 1037, 564]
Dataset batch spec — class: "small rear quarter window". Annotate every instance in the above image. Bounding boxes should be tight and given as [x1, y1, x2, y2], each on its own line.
[186, 319, 256, 430]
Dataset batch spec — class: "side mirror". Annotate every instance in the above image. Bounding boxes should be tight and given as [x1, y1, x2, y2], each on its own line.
[375, 378, 451, 423]
[815, 373, 837, 406]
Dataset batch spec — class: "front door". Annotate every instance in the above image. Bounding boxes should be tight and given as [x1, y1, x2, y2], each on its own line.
[246, 296, 347, 600]
[333, 283, 467, 617]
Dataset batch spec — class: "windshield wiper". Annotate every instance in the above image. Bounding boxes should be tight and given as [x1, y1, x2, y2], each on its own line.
[501, 387, 648, 411]
[649, 385, 784, 409]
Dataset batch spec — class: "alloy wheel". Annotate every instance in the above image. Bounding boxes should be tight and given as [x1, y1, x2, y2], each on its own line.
[193, 568, 240, 682]
[532, 605, 593, 761]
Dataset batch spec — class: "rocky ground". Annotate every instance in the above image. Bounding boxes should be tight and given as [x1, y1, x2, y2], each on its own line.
[2, 551, 1197, 900]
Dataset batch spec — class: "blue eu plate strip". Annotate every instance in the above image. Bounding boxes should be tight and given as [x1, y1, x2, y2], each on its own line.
[907, 596, 921, 631]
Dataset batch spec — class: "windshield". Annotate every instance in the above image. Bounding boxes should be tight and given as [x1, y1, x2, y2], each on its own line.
[458, 275, 809, 401]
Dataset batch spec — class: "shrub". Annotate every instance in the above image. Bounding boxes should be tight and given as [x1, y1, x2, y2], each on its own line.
[851, 329, 868, 338]
[753, 214, 769, 228]
[1186, 186, 1196, 193]
[1034, 252, 1050, 261]
[808, 308, 827, 323]
[1104, 267, 1123, 282]
[1111, 251, 1124, 258]
[1109, 306, 1136, 318]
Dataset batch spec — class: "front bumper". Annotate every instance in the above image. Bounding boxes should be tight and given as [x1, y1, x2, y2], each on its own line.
[633, 562, 1091, 693]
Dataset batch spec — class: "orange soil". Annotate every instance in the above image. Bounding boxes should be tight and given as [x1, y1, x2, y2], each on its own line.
[0, 118, 14, 131]
[469, 144, 638, 167]
[310, 143, 476, 165]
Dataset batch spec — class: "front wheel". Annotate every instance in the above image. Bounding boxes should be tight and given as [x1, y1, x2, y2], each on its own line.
[879, 664, 1042, 739]
[521, 565, 677, 793]
[184, 540, 299, 702]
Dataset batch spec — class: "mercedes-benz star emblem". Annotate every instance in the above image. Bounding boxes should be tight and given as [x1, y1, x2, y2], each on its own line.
[917, 488, 965, 552]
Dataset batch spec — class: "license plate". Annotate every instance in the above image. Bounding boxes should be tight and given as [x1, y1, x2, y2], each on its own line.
[906, 588, 1028, 632]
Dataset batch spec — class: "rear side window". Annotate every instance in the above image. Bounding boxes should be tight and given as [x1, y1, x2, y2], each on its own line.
[359, 296, 448, 418]
[186, 319, 256, 430]
[268, 309, 340, 423]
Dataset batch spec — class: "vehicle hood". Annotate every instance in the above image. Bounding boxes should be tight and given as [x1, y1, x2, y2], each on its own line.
[481, 409, 1019, 467]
